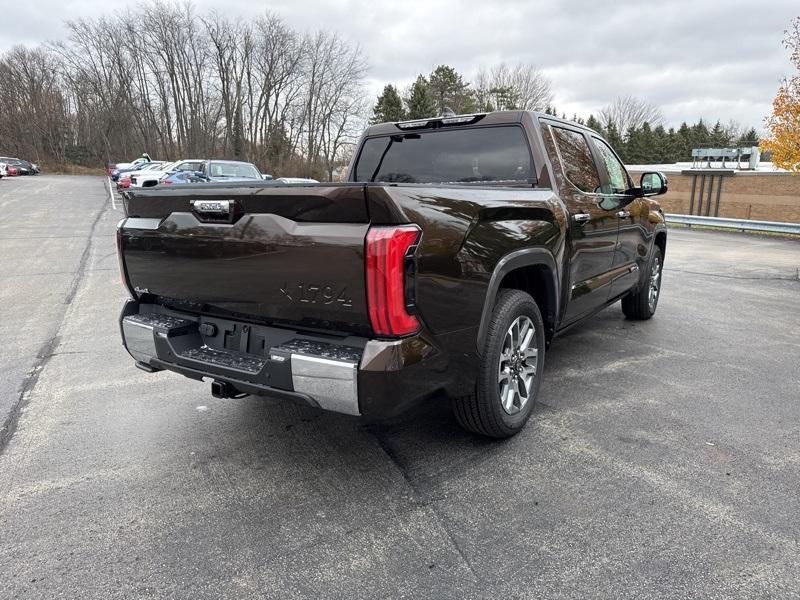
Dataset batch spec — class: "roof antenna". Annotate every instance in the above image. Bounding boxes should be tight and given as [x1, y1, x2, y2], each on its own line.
[440, 106, 456, 117]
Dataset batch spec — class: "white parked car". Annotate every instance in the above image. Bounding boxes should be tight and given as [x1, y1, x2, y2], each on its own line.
[0, 162, 7, 178]
[131, 159, 206, 188]
[112, 154, 151, 172]
[275, 177, 319, 184]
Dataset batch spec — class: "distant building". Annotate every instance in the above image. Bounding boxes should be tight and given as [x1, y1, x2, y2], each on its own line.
[626, 161, 799, 223]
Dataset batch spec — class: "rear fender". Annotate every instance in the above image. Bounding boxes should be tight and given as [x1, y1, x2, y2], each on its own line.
[477, 248, 559, 352]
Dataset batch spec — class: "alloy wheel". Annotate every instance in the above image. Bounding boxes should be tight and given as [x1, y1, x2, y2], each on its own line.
[648, 256, 662, 312]
[498, 316, 538, 415]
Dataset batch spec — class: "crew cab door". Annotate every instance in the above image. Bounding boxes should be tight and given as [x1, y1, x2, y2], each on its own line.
[589, 136, 647, 298]
[541, 121, 619, 324]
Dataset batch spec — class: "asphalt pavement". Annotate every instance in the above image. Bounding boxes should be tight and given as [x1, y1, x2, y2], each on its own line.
[0, 175, 799, 599]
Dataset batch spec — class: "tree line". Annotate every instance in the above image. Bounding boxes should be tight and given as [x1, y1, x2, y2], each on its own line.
[580, 113, 761, 166]
[372, 73, 761, 166]
[370, 63, 554, 123]
[0, 1, 367, 178]
[1, 2, 772, 177]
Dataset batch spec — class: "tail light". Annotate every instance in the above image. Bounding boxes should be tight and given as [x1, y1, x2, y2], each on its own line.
[116, 220, 136, 298]
[365, 225, 421, 337]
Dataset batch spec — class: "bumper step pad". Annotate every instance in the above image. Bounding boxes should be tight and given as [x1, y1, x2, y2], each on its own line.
[180, 346, 266, 374]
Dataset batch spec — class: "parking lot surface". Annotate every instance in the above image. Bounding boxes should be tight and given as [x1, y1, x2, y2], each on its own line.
[1, 175, 799, 599]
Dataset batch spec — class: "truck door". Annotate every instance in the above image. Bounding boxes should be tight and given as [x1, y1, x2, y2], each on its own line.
[590, 136, 647, 299]
[541, 122, 619, 324]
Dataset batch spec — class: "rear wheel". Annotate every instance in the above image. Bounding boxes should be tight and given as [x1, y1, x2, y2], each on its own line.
[621, 246, 663, 320]
[452, 289, 545, 438]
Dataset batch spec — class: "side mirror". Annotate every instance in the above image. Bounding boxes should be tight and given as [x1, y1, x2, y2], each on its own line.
[640, 171, 668, 196]
[262, 173, 273, 180]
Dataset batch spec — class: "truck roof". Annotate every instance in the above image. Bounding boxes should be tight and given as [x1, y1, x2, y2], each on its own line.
[363, 110, 597, 137]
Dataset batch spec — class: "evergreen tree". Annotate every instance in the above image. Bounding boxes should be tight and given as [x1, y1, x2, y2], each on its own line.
[486, 86, 518, 111]
[667, 127, 680, 162]
[638, 122, 657, 164]
[624, 126, 644, 164]
[675, 122, 692, 161]
[690, 119, 711, 151]
[585, 114, 604, 135]
[653, 126, 672, 162]
[709, 120, 728, 147]
[738, 127, 760, 147]
[605, 122, 625, 159]
[405, 75, 436, 119]
[370, 84, 406, 124]
[428, 65, 476, 113]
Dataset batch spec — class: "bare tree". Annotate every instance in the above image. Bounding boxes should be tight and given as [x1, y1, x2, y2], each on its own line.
[599, 95, 663, 135]
[0, 1, 371, 177]
[474, 62, 553, 111]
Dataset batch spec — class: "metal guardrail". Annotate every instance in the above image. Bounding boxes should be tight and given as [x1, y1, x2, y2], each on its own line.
[666, 214, 800, 235]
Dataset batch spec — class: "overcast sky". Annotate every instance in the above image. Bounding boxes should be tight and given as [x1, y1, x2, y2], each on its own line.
[2, 0, 796, 130]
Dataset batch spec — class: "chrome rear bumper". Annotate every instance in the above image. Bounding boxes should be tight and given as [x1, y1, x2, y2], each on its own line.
[121, 310, 362, 416]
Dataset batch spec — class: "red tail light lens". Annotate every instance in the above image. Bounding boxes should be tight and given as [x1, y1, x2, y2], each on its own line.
[366, 225, 421, 337]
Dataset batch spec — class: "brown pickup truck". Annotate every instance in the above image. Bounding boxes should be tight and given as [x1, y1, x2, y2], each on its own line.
[117, 111, 668, 438]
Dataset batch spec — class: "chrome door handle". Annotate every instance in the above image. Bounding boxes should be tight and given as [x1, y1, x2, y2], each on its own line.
[573, 213, 590, 224]
[617, 210, 630, 219]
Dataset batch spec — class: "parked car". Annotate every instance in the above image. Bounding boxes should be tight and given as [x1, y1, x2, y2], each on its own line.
[112, 161, 162, 182]
[116, 110, 668, 438]
[159, 171, 207, 185]
[131, 159, 205, 188]
[111, 154, 153, 181]
[275, 177, 319, 184]
[0, 157, 32, 175]
[0, 162, 7, 178]
[195, 160, 267, 182]
[118, 162, 169, 190]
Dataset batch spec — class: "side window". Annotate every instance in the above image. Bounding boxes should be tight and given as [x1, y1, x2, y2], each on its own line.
[548, 125, 602, 194]
[592, 137, 631, 194]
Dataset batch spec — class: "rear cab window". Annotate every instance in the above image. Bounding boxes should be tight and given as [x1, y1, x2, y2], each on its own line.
[353, 126, 534, 185]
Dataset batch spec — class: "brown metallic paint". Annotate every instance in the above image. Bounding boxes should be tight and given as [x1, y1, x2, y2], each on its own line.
[118, 111, 666, 417]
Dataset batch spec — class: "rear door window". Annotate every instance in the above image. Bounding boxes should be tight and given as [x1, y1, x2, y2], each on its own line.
[353, 126, 533, 184]
[548, 125, 602, 194]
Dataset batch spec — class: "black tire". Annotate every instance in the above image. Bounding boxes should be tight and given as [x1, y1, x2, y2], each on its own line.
[453, 289, 546, 438]
[621, 246, 664, 320]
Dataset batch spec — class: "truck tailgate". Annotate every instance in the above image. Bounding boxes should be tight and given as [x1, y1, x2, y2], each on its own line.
[120, 184, 371, 334]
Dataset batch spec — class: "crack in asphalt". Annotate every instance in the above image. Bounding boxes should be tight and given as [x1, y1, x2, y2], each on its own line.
[370, 430, 481, 584]
[0, 186, 109, 455]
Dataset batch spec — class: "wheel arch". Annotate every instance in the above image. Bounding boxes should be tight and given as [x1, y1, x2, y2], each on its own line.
[477, 248, 559, 353]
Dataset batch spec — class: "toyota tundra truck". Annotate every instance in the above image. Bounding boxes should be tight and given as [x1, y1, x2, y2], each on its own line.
[116, 111, 668, 438]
